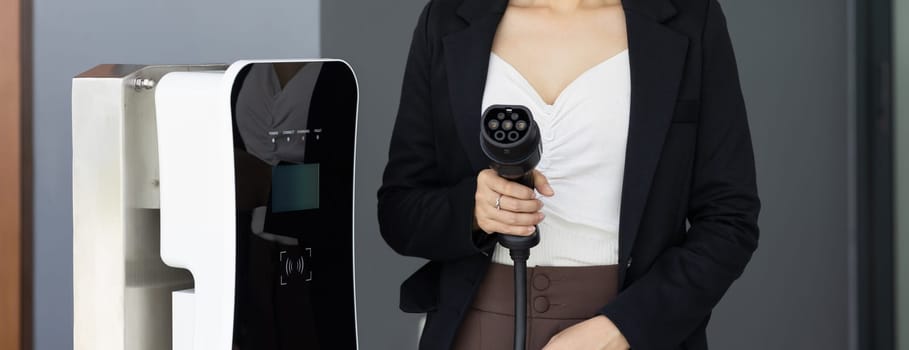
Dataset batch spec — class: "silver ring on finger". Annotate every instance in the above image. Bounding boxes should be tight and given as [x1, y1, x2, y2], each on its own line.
[495, 194, 503, 211]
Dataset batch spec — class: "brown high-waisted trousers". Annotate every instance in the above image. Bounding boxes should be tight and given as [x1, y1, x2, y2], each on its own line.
[452, 262, 619, 350]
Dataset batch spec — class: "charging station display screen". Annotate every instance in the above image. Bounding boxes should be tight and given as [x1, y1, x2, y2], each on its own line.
[271, 163, 319, 213]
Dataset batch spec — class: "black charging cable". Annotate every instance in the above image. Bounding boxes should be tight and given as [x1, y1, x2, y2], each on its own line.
[479, 105, 542, 350]
[496, 175, 540, 350]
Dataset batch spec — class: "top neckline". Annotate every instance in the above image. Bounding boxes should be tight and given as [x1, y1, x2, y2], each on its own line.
[489, 49, 628, 108]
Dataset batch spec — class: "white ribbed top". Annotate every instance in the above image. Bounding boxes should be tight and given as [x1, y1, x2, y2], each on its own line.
[482, 50, 631, 267]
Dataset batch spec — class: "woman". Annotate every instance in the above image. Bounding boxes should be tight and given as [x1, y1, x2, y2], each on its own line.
[378, 0, 760, 349]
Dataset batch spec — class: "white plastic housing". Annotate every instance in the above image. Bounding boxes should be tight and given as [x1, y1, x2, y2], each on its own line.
[155, 70, 236, 350]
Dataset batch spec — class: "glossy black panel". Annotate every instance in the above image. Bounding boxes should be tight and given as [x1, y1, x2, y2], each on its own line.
[230, 61, 357, 350]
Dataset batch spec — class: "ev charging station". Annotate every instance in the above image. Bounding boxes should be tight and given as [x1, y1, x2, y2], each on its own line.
[72, 60, 359, 349]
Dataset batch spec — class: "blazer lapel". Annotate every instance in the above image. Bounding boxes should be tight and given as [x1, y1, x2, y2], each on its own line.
[618, 0, 689, 281]
[443, 0, 509, 172]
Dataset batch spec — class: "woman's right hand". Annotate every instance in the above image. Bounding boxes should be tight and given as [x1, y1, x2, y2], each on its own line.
[474, 169, 555, 236]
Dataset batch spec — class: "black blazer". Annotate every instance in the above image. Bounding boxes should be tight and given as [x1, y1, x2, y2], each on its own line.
[377, 0, 760, 349]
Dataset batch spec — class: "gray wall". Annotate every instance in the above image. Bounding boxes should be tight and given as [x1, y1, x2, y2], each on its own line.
[32, 1, 320, 349]
[708, 0, 850, 349]
[321, 1, 429, 348]
[323, 1, 853, 349]
[895, 0, 909, 348]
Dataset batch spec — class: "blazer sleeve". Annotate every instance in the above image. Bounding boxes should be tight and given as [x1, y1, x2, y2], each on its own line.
[599, 1, 761, 348]
[377, 1, 496, 262]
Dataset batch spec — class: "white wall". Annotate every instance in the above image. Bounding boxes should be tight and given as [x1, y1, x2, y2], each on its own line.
[32, 1, 319, 348]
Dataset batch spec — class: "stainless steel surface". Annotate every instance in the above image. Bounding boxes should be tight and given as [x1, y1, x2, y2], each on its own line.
[73, 64, 225, 350]
[76, 64, 224, 78]
[132, 78, 156, 90]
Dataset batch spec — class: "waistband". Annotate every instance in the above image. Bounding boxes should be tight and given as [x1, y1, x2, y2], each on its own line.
[471, 262, 620, 320]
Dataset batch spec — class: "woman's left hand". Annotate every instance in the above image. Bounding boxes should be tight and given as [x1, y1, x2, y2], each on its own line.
[542, 315, 630, 350]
